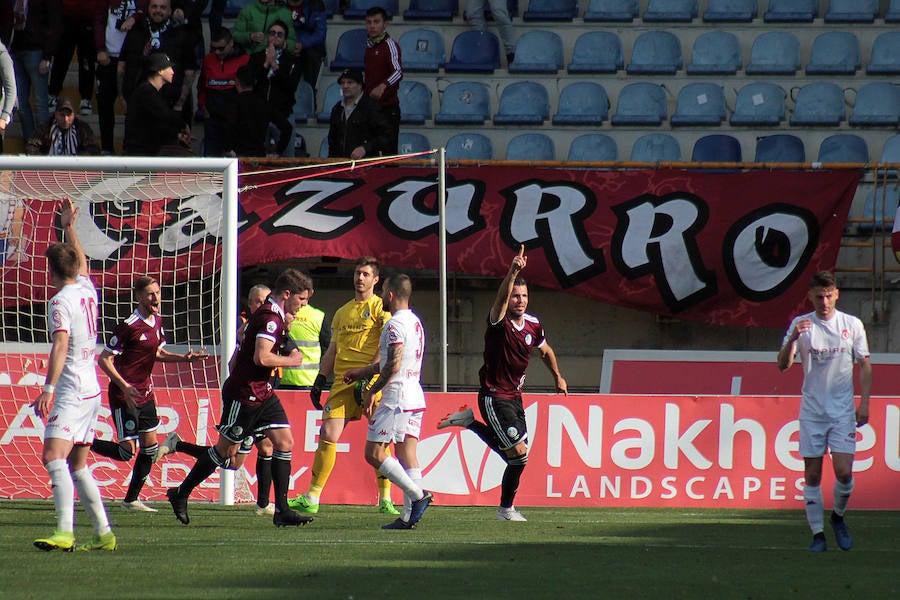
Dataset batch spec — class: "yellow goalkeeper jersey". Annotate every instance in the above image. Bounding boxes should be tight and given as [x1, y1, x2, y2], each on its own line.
[331, 295, 390, 380]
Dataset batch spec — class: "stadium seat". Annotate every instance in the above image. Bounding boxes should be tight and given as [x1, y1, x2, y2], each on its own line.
[404, 0, 457, 20]
[691, 134, 742, 162]
[506, 133, 555, 161]
[444, 30, 501, 73]
[857, 188, 900, 234]
[817, 134, 868, 163]
[567, 32, 624, 74]
[493, 81, 550, 125]
[630, 133, 682, 161]
[291, 81, 315, 124]
[764, 0, 817, 22]
[888, 0, 900, 21]
[881, 134, 900, 177]
[329, 29, 366, 71]
[745, 32, 800, 75]
[626, 31, 683, 74]
[317, 82, 342, 123]
[445, 132, 493, 160]
[342, 0, 398, 19]
[849, 82, 900, 127]
[611, 83, 668, 125]
[670, 82, 727, 126]
[319, 137, 329, 158]
[508, 30, 564, 74]
[584, 0, 639, 21]
[730, 82, 786, 126]
[686, 31, 742, 75]
[824, 0, 878, 23]
[398, 29, 446, 73]
[434, 81, 491, 125]
[567, 134, 618, 162]
[398, 81, 432, 124]
[754, 134, 805, 163]
[523, 0, 578, 21]
[702, 0, 757, 22]
[789, 82, 846, 126]
[552, 82, 610, 126]
[867, 32, 900, 75]
[398, 132, 431, 155]
[322, 0, 340, 18]
[806, 32, 860, 75]
[643, 0, 699, 22]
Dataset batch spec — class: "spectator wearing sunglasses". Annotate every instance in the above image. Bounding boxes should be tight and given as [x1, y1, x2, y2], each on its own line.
[196, 27, 248, 156]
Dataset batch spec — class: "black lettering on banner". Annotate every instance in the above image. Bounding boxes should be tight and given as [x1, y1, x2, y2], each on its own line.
[375, 176, 485, 242]
[262, 179, 364, 240]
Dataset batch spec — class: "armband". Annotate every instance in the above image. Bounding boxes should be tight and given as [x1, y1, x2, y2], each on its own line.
[43, 383, 56, 394]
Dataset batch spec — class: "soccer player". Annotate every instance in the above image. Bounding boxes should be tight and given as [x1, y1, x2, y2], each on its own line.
[777, 270, 871, 552]
[438, 245, 567, 521]
[89, 275, 209, 512]
[31, 198, 116, 552]
[344, 274, 433, 529]
[165, 269, 312, 527]
[289, 256, 399, 515]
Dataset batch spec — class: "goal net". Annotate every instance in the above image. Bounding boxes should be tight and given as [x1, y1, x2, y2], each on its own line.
[0, 156, 239, 502]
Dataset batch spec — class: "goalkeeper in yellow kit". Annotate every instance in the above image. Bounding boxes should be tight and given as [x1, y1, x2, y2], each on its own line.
[288, 256, 400, 514]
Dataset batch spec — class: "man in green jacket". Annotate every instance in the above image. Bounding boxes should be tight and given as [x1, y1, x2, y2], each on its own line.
[233, 0, 297, 54]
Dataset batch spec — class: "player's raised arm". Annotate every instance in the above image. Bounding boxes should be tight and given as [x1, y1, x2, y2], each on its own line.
[58, 198, 88, 278]
[490, 245, 526, 324]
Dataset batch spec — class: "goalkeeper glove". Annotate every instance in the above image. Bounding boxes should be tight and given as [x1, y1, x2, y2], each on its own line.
[310, 373, 327, 410]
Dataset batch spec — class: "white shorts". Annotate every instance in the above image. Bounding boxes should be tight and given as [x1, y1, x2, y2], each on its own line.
[799, 415, 857, 458]
[43, 391, 102, 445]
[367, 406, 423, 444]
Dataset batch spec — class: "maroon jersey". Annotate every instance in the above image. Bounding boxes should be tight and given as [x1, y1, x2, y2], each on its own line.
[478, 312, 546, 399]
[105, 310, 166, 409]
[222, 297, 286, 406]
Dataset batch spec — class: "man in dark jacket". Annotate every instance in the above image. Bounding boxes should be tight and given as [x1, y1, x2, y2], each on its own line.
[327, 68, 389, 159]
[11, 0, 63, 141]
[225, 64, 290, 158]
[25, 96, 100, 155]
[123, 52, 191, 156]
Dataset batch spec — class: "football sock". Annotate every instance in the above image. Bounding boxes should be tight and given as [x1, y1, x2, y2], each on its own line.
[308, 439, 337, 499]
[377, 456, 423, 498]
[91, 439, 134, 461]
[179, 447, 225, 496]
[271, 450, 292, 512]
[46, 458, 75, 532]
[804, 484, 824, 534]
[175, 440, 208, 458]
[124, 444, 156, 502]
[72, 467, 111, 536]
[256, 454, 273, 507]
[499, 454, 528, 509]
[833, 478, 854, 517]
[403, 467, 423, 522]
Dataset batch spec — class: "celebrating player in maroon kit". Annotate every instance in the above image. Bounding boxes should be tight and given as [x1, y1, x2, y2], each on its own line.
[91, 276, 208, 511]
[438, 245, 567, 521]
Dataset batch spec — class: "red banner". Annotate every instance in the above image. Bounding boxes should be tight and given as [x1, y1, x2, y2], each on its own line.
[2, 386, 898, 509]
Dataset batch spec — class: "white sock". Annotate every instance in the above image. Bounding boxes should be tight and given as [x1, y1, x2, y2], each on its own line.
[833, 478, 854, 517]
[403, 467, 423, 522]
[377, 456, 423, 500]
[803, 484, 824, 534]
[46, 459, 75, 533]
[72, 467, 111, 536]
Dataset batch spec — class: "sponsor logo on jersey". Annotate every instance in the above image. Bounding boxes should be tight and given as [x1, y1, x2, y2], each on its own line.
[842, 329, 850, 340]
[524, 333, 533, 346]
[139, 333, 147, 341]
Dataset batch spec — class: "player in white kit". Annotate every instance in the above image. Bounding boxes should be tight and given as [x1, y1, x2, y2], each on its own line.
[31, 198, 116, 552]
[343, 274, 433, 530]
[777, 271, 871, 553]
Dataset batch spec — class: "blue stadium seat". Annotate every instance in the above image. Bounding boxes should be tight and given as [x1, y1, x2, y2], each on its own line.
[643, 0, 699, 22]
[445, 132, 493, 160]
[730, 82, 786, 126]
[434, 81, 491, 125]
[292, 81, 315, 124]
[806, 32, 860, 75]
[764, 0, 817, 22]
[567, 134, 618, 162]
[584, 0, 639, 21]
[506, 133, 555, 161]
[755, 135, 805, 163]
[858, 188, 900, 234]
[703, 0, 757, 22]
[444, 30, 501, 73]
[398, 132, 431, 155]
[568, 32, 624, 74]
[888, 0, 900, 21]
[319, 137, 329, 158]
[691, 134, 742, 162]
[329, 29, 366, 71]
[626, 31, 683, 74]
[509, 30, 564, 74]
[493, 81, 550, 125]
[789, 82, 846, 126]
[322, 0, 340, 18]
[399, 81, 432, 124]
[404, 0, 457, 20]
[612, 83, 668, 125]
[552, 82, 610, 126]
[849, 82, 900, 127]
[630, 134, 682, 161]
[342, 0, 398, 19]
[398, 29, 446, 73]
[317, 82, 342, 123]
[867, 33, 900, 75]
[882, 135, 900, 164]
[670, 83, 727, 126]
[686, 31, 742, 75]
[745, 32, 800, 75]
[817, 134, 868, 163]
[523, 0, 578, 21]
[825, 0, 878, 23]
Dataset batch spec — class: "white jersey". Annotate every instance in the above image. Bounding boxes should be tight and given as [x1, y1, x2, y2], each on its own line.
[783, 309, 869, 422]
[377, 309, 426, 411]
[48, 275, 101, 399]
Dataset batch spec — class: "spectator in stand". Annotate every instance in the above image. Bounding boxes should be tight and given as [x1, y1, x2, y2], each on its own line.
[25, 96, 100, 155]
[11, 0, 63, 142]
[466, 0, 516, 65]
[363, 6, 401, 155]
[197, 27, 248, 157]
[224, 64, 290, 158]
[0, 2, 13, 47]
[48, 0, 102, 117]
[123, 52, 191, 155]
[0, 40, 16, 153]
[233, 0, 296, 56]
[285, 0, 326, 93]
[327, 68, 389, 159]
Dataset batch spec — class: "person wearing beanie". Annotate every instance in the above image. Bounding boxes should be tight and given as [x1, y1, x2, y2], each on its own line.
[123, 52, 191, 156]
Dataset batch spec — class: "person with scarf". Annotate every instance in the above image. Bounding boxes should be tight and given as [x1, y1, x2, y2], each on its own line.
[24, 96, 100, 155]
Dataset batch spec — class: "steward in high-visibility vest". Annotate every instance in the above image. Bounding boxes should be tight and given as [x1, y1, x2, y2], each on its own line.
[280, 303, 329, 387]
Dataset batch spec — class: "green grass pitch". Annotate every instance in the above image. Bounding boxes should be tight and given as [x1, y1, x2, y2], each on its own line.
[2, 501, 898, 600]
